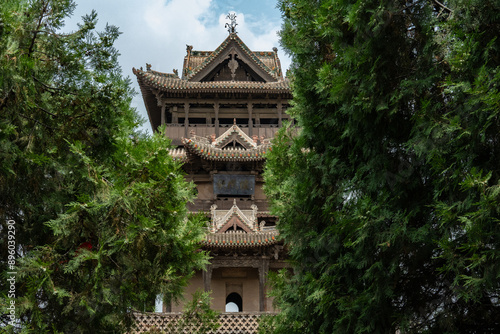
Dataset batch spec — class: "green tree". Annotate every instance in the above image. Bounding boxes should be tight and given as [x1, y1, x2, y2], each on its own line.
[145, 290, 219, 334]
[174, 290, 220, 334]
[265, 0, 500, 333]
[0, 0, 207, 332]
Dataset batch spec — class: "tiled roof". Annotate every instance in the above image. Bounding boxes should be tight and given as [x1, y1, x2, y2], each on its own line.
[184, 33, 282, 80]
[202, 230, 279, 248]
[168, 148, 187, 162]
[148, 68, 179, 79]
[183, 137, 271, 162]
[167, 124, 273, 163]
[133, 68, 290, 93]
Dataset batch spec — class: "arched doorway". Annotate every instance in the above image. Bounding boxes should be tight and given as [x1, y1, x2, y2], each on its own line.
[225, 292, 243, 312]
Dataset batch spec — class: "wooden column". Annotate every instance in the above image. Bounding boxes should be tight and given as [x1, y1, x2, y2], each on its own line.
[164, 298, 172, 313]
[203, 264, 213, 292]
[248, 100, 253, 136]
[184, 102, 190, 138]
[171, 106, 178, 123]
[214, 101, 220, 137]
[277, 99, 283, 127]
[160, 103, 166, 126]
[259, 257, 270, 311]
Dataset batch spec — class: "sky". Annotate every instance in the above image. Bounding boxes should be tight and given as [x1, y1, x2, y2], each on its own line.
[65, 0, 291, 135]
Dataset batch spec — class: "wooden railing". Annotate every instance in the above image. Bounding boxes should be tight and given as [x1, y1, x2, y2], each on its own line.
[187, 199, 270, 212]
[132, 312, 276, 334]
[165, 125, 280, 143]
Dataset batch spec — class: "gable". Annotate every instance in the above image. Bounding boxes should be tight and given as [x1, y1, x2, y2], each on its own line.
[217, 215, 253, 233]
[215, 124, 257, 149]
[199, 52, 267, 82]
[210, 200, 259, 233]
[185, 34, 278, 83]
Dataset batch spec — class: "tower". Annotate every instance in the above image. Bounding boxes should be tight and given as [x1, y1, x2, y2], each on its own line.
[132, 16, 291, 332]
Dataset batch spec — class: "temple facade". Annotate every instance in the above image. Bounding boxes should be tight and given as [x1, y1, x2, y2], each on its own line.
[133, 18, 291, 331]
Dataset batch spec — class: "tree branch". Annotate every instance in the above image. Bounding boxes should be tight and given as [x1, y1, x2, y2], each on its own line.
[432, 0, 453, 13]
[19, 113, 54, 131]
[0, 89, 14, 112]
[36, 104, 57, 118]
[28, 1, 49, 56]
[32, 75, 78, 96]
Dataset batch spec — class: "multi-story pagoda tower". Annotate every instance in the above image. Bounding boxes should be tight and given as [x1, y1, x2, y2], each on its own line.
[132, 14, 291, 331]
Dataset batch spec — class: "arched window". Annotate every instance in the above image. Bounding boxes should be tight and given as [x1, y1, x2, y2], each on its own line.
[225, 292, 242, 312]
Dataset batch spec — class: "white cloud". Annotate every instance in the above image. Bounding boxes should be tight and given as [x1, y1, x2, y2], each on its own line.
[143, 0, 216, 43]
[68, 0, 290, 134]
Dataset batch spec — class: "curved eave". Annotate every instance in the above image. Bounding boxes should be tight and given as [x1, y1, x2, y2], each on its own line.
[183, 138, 271, 162]
[168, 148, 188, 162]
[134, 69, 291, 94]
[201, 230, 280, 248]
[134, 68, 162, 132]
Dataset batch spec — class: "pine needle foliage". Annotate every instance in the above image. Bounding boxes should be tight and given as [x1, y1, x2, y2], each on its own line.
[264, 1, 500, 333]
[0, 1, 207, 332]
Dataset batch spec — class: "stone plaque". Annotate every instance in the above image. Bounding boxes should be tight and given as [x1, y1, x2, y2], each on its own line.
[213, 174, 255, 196]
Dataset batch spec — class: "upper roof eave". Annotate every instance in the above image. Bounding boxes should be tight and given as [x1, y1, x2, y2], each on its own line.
[134, 68, 291, 93]
[182, 137, 271, 162]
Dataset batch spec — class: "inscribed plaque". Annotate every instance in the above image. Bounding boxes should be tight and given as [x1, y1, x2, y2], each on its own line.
[213, 174, 255, 196]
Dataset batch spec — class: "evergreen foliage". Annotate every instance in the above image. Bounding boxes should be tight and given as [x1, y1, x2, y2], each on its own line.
[173, 290, 220, 334]
[265, 0, 500, 333]
[144, 290, 219, 334]
[0, 1, 207, 332]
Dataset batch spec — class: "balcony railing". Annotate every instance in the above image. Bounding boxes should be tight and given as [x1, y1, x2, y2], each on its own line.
[188, 199, 269, 212]
[165, 124, 280, 143]
[132, 312, 276, 334]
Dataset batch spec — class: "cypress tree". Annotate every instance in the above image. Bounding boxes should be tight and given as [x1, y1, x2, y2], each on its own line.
[0, 1, 207, 332]
[265, 1, 500, 333]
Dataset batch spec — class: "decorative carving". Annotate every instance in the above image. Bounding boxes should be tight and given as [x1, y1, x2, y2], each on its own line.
[228, 52, 239, 81]
[259, 221, 266, 231]
[212, 199, 257, 232]
[146, 63, 151, 71]
[225, 13, 237, 34]
[211, 256, 261, 268]
[251, 204, 258, 229]
[210, 204, 218, 232]
[272, 245, 284, 260]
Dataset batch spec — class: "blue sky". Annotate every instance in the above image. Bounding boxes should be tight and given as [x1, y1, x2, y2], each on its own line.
[66, 0, 290, 134]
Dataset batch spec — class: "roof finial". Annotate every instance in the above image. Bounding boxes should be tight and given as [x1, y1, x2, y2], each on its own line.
[225, 13, 237, 34]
